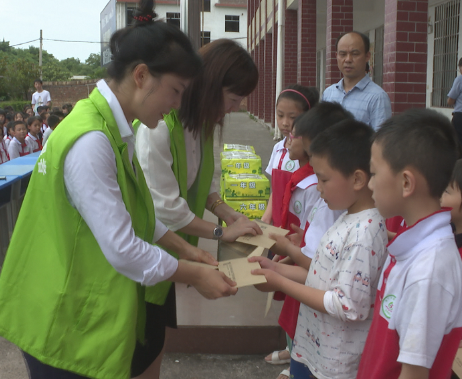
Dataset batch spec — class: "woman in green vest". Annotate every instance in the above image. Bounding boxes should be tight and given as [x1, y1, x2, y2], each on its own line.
[134, 39, 260, 378]
[0, 2, 239, 378]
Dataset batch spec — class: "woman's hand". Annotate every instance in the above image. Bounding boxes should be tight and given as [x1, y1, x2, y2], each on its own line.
[222, 210, 246, 226]
[178, 245, 218, 266]
[222, 217, 263, 242]
[191, 267, 238, 299]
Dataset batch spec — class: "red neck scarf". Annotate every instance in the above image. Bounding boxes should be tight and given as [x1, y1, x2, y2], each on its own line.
[280, 163, 315, 229]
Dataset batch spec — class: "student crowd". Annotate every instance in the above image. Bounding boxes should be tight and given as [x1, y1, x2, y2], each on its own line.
[0, 1, 461, 378]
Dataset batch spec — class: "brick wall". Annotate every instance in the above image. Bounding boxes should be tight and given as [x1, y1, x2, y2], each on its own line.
[383, 0, 428, 114]
[264, 33, 274, 122]
[325, 0, 353, 86]
[298, 0, 317, 86]
[284, 9, 298, 87]
[42, 80, 98, 109]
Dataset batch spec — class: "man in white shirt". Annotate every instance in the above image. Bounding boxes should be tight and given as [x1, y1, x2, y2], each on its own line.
[31, 79, 51, 115]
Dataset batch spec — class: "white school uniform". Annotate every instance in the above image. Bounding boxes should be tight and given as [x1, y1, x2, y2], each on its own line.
[286, 174, 319, 230]
[25, 133, 42, 152]
[0, 139, 9, 164]
[3, 135, 11, 148]
[7, 137, 33, 160]
[265, 138, 300, 175]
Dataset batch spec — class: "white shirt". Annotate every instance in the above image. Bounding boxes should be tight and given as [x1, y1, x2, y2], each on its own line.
[265, 138, 300, 175]
[136, 120, 217, 231]
[8, 137, 33, 160]
[62, 79, 176, 287]
[25, 133, 41, 152]
[301, 198, 344, 259]
[288, 175, 319, 229]
[31, 90, 51, 115]
[42, 127, 53, 146]
[0, 140, 8, 163]
[292, 208, 388, 379]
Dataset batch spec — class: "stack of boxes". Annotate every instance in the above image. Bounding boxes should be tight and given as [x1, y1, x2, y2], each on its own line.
[220, 144, 270, 220]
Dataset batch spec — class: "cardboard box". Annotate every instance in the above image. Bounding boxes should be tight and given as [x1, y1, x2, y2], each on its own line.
[220, 152, 262, 175]
[223, 144, 256, 153]
[222, 173, 270, 200]
[224, 196, 267, 220]
[453, 348, 462, 378]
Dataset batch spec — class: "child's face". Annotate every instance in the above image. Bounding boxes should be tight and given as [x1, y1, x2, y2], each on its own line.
[29, 120, 41, 136]
[276, 98, 304, 138]
[288, 128, 307, 161]
[441, 183, 462, 225]
[14, 124, 27, 142]
[14, 113, 23, 122]
[0, 115, 4, 124]
[26, 108, 34, 117]
[311, 154, 355, 210]
[368, 142, 403, 218]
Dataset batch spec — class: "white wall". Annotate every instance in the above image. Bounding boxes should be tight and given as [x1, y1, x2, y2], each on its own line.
[155, 3, 247, 49]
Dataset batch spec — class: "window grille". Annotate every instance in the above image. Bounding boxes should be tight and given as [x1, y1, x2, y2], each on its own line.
[201, 31, 211, 46]
[126, 6, 137, 27]
[432, 0, 460, 107]
[166, 12, 180, 28]
[202, 0, 211, 12]
[225, 15, 240, 32]
[374, 26, 384, 88]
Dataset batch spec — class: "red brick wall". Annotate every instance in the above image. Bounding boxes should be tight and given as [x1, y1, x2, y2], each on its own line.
[298, 0, 317, 86]
[264, 33, 274, 122]
[383, 0, 428, 114]
[43, 80, 98, 109]
[257, 42, 265, 118]
[272, 20, 278, 128]
[325, 0, 353, 87]
[284, 9, 298, 87]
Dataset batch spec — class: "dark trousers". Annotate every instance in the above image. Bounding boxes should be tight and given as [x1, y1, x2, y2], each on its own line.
[22, 352, 89, 379]
[452, 112, 462, 151]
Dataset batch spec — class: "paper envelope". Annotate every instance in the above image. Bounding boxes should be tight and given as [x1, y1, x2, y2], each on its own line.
[236, 219, 290, 249]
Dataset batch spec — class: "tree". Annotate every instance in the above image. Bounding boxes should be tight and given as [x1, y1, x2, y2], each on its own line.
[0, 53, 40, 100]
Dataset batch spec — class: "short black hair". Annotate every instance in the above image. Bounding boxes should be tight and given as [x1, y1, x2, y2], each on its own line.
[459, 58, 462, 67]
[277, 85, 320, 113]
[335, 31, 370, 53]
[51, 110, 65, 119]
[13, 120, 26, 131]
[310, 119, 374, 177]
[34, 79, 43, 84]
[450, 159, 462, 193]
[294, 102, 354, 142]
[27, 116, 41, 126]
[374, 109, 458, 198]
[37, 106, 48, 114]
[47, 114, 61, 129]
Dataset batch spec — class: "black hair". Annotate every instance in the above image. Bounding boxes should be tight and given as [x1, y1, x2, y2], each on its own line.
[0, 109, 6, 117]
[6, 121, 14, 133]
[277, 85, 319, 113]
[37, 106, 48, 114]
[62, 103, 73, 114]
[5, 113, 13, 122]
[310, 119, 374, 177]
[13, 120, 26, 131]
[107, 0, 201, 82]
[450, 159, 462, 192]
[294, 102, 354, 142]
[51, 110, 65, 119]
[47, 114, 61, 129]
[459, 58, 462, 67]
[27, 116, 41, 127]
[336, 31, 370, 53]
[34, 79, 43, 84]
[373, 108, 458, 199]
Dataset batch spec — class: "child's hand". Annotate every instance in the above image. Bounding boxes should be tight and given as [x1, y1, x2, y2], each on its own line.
[251, 267, 284, 292]
[269, 233, 291, 256]
[287, 223, 304, 246]
[248, 255, 278, 271]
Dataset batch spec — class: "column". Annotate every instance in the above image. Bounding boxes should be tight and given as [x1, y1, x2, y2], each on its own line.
[297, 0, 317, 86]
[383, 0, 428, 114]
[325, 0, 353, 87]
[284, 9, 298, 86]
[264, 33, 274, 122]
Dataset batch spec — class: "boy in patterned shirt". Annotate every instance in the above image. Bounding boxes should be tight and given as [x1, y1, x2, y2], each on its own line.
[251, 119, 388, 379]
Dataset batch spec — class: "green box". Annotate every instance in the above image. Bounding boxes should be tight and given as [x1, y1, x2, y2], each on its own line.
[224, 196, 267, 220]
[222, 173, 270, 200]
[223, 144, 256, 153]
[220, 152, 262, 175]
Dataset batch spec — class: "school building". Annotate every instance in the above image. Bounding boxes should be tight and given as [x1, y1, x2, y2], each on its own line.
[247, 0, 460, 129]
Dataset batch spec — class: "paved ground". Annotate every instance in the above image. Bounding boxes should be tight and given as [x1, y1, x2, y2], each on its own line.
[0, 112, 286, 379]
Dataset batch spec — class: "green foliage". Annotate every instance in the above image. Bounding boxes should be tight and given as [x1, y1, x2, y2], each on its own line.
[0, 40, 106, 100]
[0, 100, 31, 111]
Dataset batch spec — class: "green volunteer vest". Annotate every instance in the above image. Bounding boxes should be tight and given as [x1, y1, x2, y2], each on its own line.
[0, 88, 155, 379]
[144, 109, 215, 305]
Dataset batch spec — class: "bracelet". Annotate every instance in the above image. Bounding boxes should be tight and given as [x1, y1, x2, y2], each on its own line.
[211, 199, 225, 214]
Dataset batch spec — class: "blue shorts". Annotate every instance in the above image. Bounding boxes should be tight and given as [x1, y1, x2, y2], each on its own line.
[290, 357, 317, 379]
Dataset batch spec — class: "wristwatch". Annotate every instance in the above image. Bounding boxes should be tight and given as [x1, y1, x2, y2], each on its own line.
[212, 224, 223, 240]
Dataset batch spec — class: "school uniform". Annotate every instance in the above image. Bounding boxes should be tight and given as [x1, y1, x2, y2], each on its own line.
[266, 138, 300, 227]
[357, 209, 462, 379]
[7, 137, 33, 160]
[25, 133, 43, 152]
[0, 139, 9, 164]
[3, 135, 11, 148]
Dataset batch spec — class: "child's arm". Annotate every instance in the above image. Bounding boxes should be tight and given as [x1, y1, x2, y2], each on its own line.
[270, 233, 312, 270]
[250, 256, 326, 313]
[398, 363, 429, 379]
[261, 193, 273, 224]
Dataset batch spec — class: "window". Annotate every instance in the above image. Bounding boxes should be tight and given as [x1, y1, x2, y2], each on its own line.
[373, 26, 384, 88]
[126, 6, 137, 27]
[432, 0, 460, 107]
[225, 15, 240, 33]
[202, 0, 211, 12]
[166, 12, 180, 28]
[201, 31, 211, 47]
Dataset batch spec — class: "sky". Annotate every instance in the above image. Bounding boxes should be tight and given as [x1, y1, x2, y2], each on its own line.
[0, 0, 113, 62]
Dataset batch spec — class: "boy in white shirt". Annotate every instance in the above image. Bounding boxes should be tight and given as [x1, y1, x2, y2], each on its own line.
[8, 121, 33, 160]
[31, 79, 51, 115]
[251, 119, 388, 379]
[25, 116, 43, 152]
[357, 109, 462, 379]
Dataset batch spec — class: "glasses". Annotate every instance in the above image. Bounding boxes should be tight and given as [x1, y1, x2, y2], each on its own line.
[289, 132, 302, 141]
